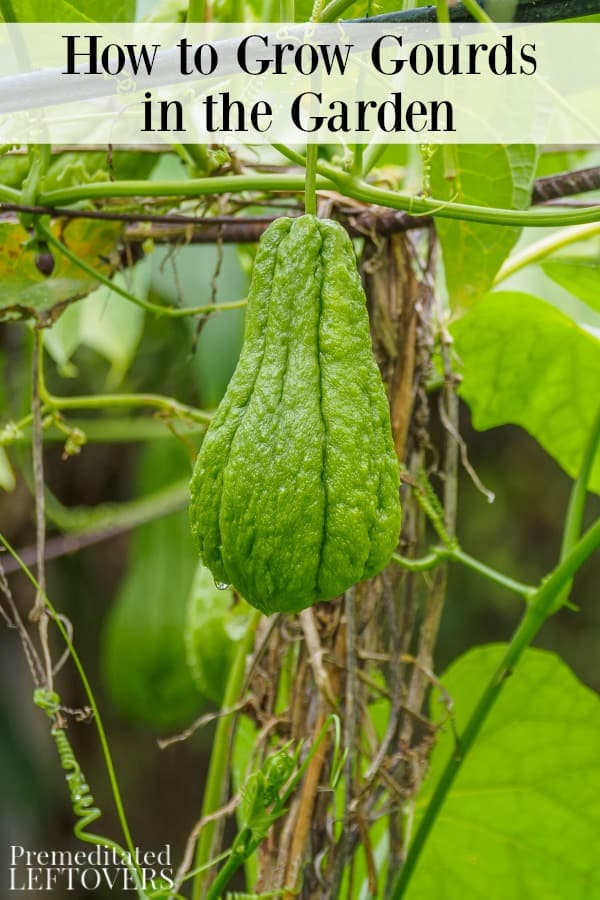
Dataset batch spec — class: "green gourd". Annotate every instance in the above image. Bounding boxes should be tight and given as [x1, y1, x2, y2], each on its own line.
[189, 215, 401, 615]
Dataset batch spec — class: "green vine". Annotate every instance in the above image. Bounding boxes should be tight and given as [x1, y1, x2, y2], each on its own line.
[16, 171, 598, 229]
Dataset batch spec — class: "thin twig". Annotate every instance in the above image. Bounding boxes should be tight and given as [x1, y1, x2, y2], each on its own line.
[299, 609, 338, 709]
[173, 796, 240, 897]
[437, 381, 495, 504]
[157, 699, 250, 749]
[0, 557, 45, 685]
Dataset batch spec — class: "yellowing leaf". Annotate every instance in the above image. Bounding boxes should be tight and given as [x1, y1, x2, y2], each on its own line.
[0, 219, 122, 324]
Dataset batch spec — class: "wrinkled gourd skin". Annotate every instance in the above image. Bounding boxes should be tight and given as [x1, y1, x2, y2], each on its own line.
[190, 214, 401, 615]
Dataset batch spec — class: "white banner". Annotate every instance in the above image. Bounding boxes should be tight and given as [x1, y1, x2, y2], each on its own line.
[0, 22, 598, 144]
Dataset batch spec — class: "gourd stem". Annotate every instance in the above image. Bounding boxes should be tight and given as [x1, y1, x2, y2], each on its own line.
[192, 609, 262, 900]
[304, 144, 319, 216]
[352, 144, 364, 176]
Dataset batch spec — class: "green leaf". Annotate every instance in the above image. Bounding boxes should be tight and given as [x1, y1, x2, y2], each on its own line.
[44, 263, 148, 384]
[409, 645, 600, 899]
[3, 0, 134, 22]
[541, 258, 600, 313]
[184, 561, 251, 706]
[0, 447, 15, 491]
[431, 145, 538, 311]
[535, 148, 596, 178]
[452, 291, 600, 493]
[0, 152, 30, 190]
[101, 440, 202, 729]
[42, 150, 158, 193]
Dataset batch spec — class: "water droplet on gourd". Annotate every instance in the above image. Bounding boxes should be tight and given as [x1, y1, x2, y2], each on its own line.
[215, 581, 230, 591]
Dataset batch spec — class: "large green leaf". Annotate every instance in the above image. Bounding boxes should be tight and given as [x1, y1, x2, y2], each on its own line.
[294, 0, 407, 19]
[408, 645, 600, 899]
[541, 258, 600, 313]
[431, 145, 538, 311]
[452, 291, 600, 493]
[3, 0, 134, 23]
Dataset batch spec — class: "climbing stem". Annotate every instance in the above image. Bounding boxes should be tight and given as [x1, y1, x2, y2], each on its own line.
[192, 609, 262, 900]
[34, 330, 210, 426]
[555, 405, 600, 609]
[320, 0, 362, 20]
[273, 143, 308, 168]
[205, 830, 253, 900]
[434, 0, 451, 23]
[450, 548, 536, 600]
[561, 406, 600, 559]
[361, 142, 388, 175]
[392, 548, 535, 600]
[459, 0, 492, 23]
[494, 221, 600, 284]
[33, 174, 600, 228]
[2, 416, 205, 446]
[39, 389, 211, 425]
